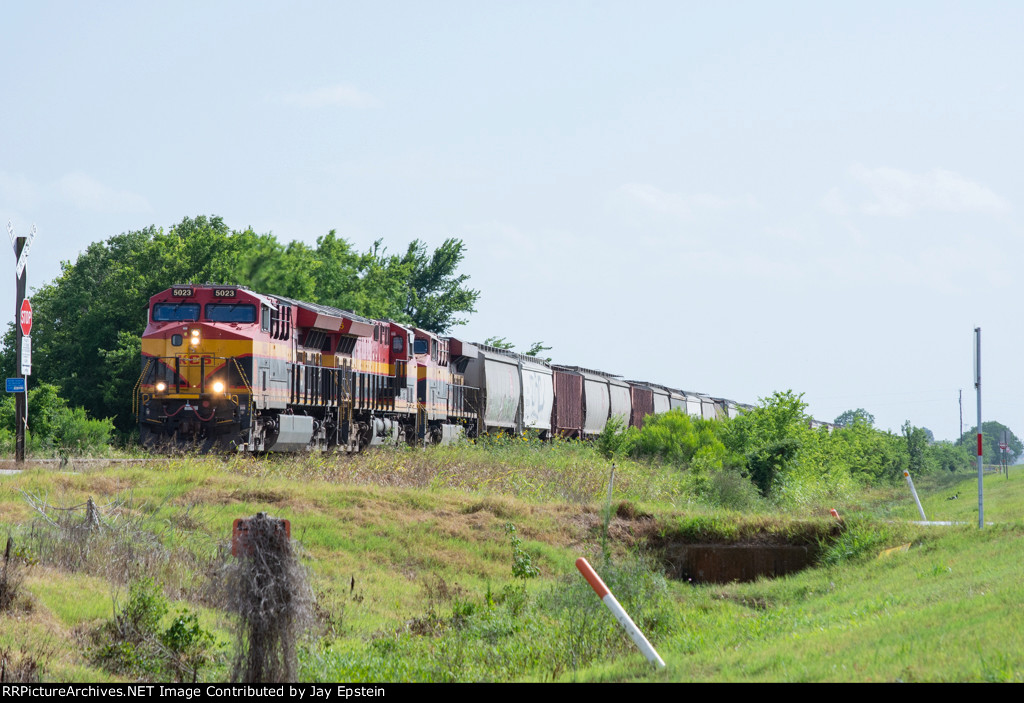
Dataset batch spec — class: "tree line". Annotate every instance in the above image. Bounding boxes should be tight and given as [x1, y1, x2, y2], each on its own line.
[597, 392, 1011, 506]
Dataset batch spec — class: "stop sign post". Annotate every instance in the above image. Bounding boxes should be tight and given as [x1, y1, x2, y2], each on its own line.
[10, 221, 34, 463]
[20, 298, 32, 337]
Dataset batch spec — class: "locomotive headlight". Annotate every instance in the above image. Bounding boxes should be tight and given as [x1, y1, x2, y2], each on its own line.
[190, 333, 200, 346]
[156, 382, 167, 392]
[212, 381, 225, 393]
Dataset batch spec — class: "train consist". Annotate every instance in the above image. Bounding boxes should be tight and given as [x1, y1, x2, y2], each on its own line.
[136, 284, 753, 451]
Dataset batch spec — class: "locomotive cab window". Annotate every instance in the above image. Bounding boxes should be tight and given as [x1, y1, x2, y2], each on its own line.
[205, 303, 257, 323]
[261, 306, 270, 331]
[392, 335, 404, 353]
[414, 338, 429, 355]
[152, 303, 200, 322]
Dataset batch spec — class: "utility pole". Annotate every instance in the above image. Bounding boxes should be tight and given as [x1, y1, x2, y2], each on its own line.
[974, 327, 983, 529]
[7, 221, 34, 464]
[1003, 428, 1009, 479]
[959, 389, 963, 440]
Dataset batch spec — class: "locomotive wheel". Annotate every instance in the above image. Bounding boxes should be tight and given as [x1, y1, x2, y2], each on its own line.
[355, 421, 371, 452]
[428, 426, 443, 445]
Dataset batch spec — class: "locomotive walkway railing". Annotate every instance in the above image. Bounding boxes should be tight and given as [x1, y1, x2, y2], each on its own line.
[290, 363, 351, 407]
[142, 355, 238, 395]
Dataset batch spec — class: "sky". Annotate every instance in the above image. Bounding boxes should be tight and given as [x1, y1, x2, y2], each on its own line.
[1, 1, 1022, 441]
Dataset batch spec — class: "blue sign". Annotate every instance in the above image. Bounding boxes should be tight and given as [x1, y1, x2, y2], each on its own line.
[6, 378, 25, 393]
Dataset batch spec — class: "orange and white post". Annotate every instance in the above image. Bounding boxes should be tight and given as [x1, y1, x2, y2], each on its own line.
[575, 557, 666, 668]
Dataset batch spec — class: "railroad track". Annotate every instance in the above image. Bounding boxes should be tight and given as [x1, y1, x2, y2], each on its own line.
[0, 457, 167, 473]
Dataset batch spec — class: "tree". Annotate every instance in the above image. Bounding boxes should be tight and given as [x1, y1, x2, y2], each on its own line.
[834, 408, 875, 428]
[400, 239, 480, 333]
[723, 390, 810, 496]
[957, 421, 1023, 465]
[480, 338, 553, 362]
[524, 342, 552, 362]
[902, 421, 928, 475]
[483, 336, 514, 350]
[926, 441, 972, 473]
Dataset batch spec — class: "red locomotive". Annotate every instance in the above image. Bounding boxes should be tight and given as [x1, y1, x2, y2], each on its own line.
[137, 285, 475, 451]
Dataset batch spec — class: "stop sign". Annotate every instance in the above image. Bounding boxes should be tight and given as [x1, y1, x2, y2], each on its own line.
[19, 299, 32, 337]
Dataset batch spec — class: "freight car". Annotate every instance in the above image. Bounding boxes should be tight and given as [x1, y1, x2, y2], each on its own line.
[136, 284, 779, 452]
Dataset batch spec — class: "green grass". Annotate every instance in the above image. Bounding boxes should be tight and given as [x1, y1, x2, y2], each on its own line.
[1, 450, 1022, 682]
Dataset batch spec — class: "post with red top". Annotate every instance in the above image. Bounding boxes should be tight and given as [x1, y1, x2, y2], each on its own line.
[974, 327, 983, 529]
[575, 557, 666, 668]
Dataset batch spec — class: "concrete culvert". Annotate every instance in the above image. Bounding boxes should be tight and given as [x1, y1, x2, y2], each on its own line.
[647, 519, 841, 585]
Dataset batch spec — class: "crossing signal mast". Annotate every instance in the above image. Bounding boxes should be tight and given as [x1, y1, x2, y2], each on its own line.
[7, 220, 35, 463]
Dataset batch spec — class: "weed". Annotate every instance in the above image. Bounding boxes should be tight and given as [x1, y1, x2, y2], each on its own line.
[90, 577, 217, 682]
[703, 468, 762, 511]
[817, 519, 903, 567]
[160, 610, 217, 682]
[504, 524, 539, 580]
[979, 651, 1021, 682]
[595, 417, 627, 459]
[0, 647, 45, 683]
[0, 534, 27, 613]
[15, 490, 214, 597]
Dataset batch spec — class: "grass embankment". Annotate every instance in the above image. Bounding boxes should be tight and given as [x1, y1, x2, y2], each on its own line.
[1, 445, 1022, 682]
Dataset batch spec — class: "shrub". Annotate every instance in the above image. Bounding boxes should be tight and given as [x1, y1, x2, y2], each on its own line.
[746, 437, 801, 497]
[0, 382, 113, 454]
[91, 577, 217, 682]
[594, 416, 628, 459]
[702, 467, 762, 510]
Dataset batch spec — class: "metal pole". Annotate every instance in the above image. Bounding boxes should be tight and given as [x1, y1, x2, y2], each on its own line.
[975, 327, 983, 529]
[903, 470, 927, 521]
[14, 235, 26, 464]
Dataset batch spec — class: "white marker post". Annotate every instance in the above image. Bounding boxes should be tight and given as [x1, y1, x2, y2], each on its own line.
[975, 327, 984, 530]
[575, 557, 666, 668]
[903, 470, 927, 521]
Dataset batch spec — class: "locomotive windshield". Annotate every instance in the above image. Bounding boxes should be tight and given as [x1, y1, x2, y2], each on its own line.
[152, 303, 200, 321]
[205, 303, 257, 323]
[414, 339, 429, 355]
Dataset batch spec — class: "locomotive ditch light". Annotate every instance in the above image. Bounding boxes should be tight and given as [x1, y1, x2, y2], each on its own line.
[212, 381, 225, 393]
[156, 382, 167, 392]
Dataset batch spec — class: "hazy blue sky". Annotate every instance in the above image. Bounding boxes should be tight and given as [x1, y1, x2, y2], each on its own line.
[2, 2, 1021, 441]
